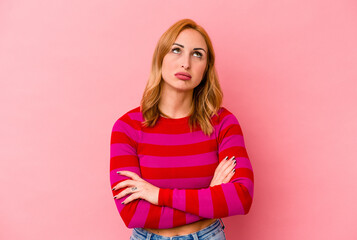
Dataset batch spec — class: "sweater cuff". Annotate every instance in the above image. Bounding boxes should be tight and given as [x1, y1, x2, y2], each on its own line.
[158, 188, 173, 207]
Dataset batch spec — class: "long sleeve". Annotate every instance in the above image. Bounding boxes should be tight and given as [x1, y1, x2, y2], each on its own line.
[110, 113, 203, 229]
[158, 111, 254, 218]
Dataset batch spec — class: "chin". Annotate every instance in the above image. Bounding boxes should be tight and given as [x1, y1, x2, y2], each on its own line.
[163, 81, 194, 92]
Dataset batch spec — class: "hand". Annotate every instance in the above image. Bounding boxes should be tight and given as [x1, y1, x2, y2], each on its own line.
[112, 171, 160, 205]
[210, 156, 236, 187]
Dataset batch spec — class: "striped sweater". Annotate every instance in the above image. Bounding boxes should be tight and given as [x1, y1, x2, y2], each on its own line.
[110, 106, 254, 229]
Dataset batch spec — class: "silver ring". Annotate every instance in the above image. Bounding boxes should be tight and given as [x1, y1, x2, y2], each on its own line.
[131, 187, 137, 192]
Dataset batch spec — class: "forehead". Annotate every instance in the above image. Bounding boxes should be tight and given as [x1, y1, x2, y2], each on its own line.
[174, 29, 207, 50]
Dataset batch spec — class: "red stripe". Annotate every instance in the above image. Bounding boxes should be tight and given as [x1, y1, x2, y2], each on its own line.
[218, 108, 231, 121]
[120, 115, 140, 130]
[144, 204, 161, 228]
[140, 139, 217, 156]
[210, 185, 228, 217]
[119, 200, 138, 228]
[234, 168, 254, 183]
[219, 124, 242, 143]
[120, 116, 200, 134]
[224, 124, 243, 137]
[173, 209, 186, 227]
[117, 106, 225, 134]
[143, 122, 198, 134]
[118, 109, 227, 134]
[111, 131, 137, 147]
[158, 188, 173, 207]
[110, 155, 139, 171]
[186, 190, 199, 216]
[220, 146, 249, 159]
[141, 163, 216, 179]
[234, 183, 253, 214]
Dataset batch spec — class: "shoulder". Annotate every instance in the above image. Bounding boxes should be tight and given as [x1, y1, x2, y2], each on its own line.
[215, 107, 245, 143]
[112, 106, 142, 131]
[216, 106, 240, 125]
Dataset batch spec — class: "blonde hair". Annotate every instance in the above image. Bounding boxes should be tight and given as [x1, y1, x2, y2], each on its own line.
[140, 18, 223, 136]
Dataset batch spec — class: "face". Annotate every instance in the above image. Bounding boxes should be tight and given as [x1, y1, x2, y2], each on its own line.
[161, 28, 208, 93]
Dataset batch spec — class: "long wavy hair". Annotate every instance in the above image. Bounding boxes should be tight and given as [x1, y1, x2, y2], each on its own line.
[140, 19, 223, 136]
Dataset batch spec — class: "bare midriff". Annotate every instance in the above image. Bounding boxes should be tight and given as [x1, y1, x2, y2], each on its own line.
[143, 218, 217, 237]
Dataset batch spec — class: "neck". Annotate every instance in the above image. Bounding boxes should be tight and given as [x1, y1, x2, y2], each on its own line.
[158, 86, 193, 119]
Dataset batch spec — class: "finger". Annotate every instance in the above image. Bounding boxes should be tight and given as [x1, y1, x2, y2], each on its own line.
[121, 192, 141, 205]
[217, 156, 236, 176]
[214, 156, 230, 174]
[114, 186, 137, 199]
[214, 159, 236, 183]
[113, 179, 136, 190]
[210, 156, 235, 187]
[117, 171, 142, 181]
[221, 159, 236, 177]
[222, 169, 236, 183]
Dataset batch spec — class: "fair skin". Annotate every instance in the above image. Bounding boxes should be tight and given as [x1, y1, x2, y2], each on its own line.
[112, 29, 236, 236]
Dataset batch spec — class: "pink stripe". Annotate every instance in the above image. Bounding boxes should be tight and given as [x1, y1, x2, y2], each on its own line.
[114, 187, 136, 212]
[110, 167, 140, 184]
[172, 189, 186, 212]
[198, 188, 214, 218]
[235, 157, 253, 170]
[147, 177, 211, 189]
[128, 200, 150, 228]
[222, 183, 244, 215]
[139, 152, 217, 168]
[219, 135, 245, 151]
[214, 114, 240, 131]
[114, 197, 127, 212]
[127, 112, 239, 146]
[129, 112, 144, 122]
[113, 119, 137, 140]
[232, 178, 254, 198]
[111, 143, 136, 157]
[158, 207, 173, 228]
[140, 130, 216, 145]
[186, 213, 201, 224]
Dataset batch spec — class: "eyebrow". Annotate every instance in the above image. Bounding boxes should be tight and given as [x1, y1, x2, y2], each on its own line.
[173, 43, 207, 53]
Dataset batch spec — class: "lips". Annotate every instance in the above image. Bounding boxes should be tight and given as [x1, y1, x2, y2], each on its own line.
[175, 72, 192, 80]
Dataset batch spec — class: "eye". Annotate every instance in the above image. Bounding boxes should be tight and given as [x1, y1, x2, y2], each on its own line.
[172, 48, 181, 54]
[193, 51, 203, 58]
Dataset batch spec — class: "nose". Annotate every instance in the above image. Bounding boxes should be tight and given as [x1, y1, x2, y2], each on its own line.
[181, 53, 190, 69]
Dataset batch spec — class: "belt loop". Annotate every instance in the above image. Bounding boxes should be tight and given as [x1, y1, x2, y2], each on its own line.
[219, 218, 225, 230]
[192, 232, 199, 240]
[146, 232, 152, 240]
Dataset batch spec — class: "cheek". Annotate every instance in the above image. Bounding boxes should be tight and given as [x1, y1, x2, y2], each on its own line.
[162, 57, 174, 74]
[196, 62, 207, 77]
[161, 58, 168, 76]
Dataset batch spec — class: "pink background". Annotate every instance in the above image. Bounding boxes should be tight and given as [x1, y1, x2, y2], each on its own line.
[1, 0, 356, 239]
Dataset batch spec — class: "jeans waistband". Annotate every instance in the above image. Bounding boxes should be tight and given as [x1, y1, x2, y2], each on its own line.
[133, 219, 225, 240]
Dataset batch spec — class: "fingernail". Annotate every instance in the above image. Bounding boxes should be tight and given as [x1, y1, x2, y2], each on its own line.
[113, 196, 117, 199]
[233, 169, 235, 173]
[117, 171, 121, 174]
[121, 201, 124, 204]
[233, 160, 236, 164]
[224, 156, 228, 160]
[112, 187, 115, 191]
[232, 156, 235, 160]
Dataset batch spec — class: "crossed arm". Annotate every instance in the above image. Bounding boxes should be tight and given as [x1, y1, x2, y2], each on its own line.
[110, 113, 254, 228]
[110, 154, 236, 228]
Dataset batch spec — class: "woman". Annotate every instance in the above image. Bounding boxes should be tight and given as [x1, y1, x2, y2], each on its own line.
[110, 19, 254, 240]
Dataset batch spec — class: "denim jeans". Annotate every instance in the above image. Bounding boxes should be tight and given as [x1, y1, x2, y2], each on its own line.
[129, 219, 226, 240]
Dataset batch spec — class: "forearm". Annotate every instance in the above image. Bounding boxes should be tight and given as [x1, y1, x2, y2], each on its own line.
[111, 169, 204, 228]
[158, 174, 253, 218]
[111, 187, 203, 228]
